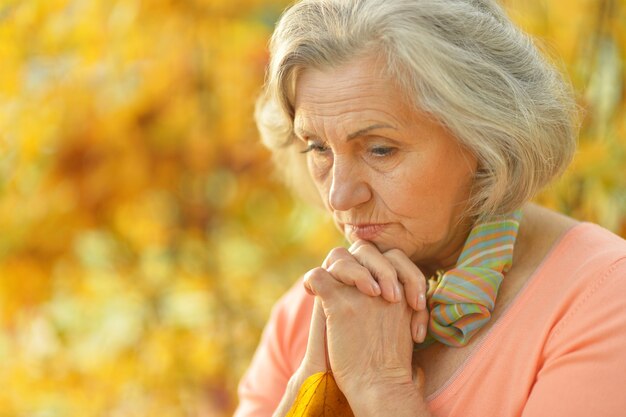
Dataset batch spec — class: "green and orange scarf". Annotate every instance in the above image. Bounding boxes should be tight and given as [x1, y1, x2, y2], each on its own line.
[416, 210, 523, 348]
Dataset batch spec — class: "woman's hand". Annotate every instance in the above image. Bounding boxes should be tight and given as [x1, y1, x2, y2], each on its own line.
[271, 297, 331, 417]
[304, 240, 429, 344]
[303, 266, 429, 416]
[288, 241, 431, 416]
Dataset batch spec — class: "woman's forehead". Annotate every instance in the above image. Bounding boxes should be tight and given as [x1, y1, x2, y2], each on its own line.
[293, 57, 412, 131]
[295, 55, 393, 102]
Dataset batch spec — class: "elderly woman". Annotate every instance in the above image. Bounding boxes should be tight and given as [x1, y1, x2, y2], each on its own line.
[234, 0, 626, 416]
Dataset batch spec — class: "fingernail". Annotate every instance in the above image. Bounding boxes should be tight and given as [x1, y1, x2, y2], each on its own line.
[371, 281, 381, 295]
[418, 293, 426, 310]
[418, 324, 426, 342]
[394, 284, 401, 302]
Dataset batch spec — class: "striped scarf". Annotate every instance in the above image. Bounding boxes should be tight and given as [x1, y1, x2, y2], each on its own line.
[417, 210, 523, 348]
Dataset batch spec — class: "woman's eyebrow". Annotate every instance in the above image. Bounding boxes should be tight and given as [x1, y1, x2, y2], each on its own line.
[294, 123, 397, 140]
[346, 123, 397, 141]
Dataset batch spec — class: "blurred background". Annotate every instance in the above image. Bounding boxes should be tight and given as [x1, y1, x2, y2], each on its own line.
[0, 0, 624, 415]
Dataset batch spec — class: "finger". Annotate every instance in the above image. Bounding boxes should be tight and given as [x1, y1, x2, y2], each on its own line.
[303, 267, 341, 299]
[322, 247, 382, 296]
[411, 308, 429, 344]
[383, 248, 427, 312]
[302, 297, 329, 374]
[349, 240, 400, 303]
[326, 258, 382, 297]
[303, 272, 316, 296]
[303, 268, 320, 296]
[322, 247, 352, 269]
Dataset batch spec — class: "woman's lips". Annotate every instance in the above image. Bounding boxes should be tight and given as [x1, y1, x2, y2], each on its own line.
[344, 223, 390, 241]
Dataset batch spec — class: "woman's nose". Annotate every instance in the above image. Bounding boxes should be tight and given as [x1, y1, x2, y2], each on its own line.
[328, 158, 371, 211]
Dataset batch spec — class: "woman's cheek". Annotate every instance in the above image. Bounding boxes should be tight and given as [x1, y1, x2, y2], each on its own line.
[307, 158, 328, 192]
[376, 170, 431, 213]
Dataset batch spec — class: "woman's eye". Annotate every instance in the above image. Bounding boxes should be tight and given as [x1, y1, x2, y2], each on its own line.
[370, 146, 396, 157]
[300, 141, 330, 154]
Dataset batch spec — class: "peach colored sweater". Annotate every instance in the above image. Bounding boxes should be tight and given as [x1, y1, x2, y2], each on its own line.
[234, 223, 626, 417]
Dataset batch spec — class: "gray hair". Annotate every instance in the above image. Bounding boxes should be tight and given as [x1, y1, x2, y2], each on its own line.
[256, 0, 578, 219]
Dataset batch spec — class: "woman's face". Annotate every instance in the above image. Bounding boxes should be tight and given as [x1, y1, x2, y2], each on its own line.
[293, 54, 478, 271]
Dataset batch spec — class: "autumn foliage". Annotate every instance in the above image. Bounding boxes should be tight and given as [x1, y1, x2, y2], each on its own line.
[286, 372, 355, 417]
[0, 0, 623, 416]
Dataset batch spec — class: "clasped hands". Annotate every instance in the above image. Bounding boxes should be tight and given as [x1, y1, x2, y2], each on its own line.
[300, 239, 430, 414]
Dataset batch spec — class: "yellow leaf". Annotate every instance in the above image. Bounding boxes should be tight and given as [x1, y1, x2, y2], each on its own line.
[286, 371, 355, 417]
